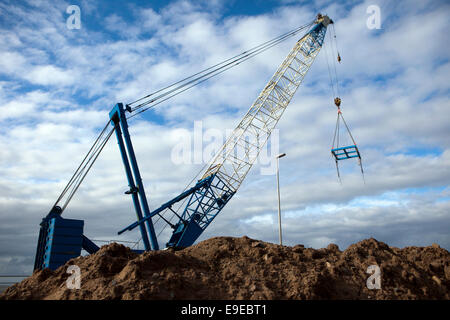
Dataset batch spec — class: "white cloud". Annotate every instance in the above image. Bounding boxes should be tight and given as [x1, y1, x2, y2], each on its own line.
[0, 51, 27, 74]
[24, 65, 75, 86]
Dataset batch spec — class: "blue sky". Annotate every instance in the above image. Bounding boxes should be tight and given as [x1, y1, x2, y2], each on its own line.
[0, 0, 449, 274]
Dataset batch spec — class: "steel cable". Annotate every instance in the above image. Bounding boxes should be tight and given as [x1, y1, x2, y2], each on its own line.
[127, 21, 315, 117]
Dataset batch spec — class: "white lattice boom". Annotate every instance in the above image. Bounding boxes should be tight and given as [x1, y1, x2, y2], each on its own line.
[202, 16, 331, 192]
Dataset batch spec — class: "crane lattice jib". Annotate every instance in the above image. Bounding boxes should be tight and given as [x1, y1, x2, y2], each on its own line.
[167, 16, 332, 248]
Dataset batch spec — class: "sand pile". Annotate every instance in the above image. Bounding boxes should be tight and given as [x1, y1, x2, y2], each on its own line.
[1, 236, 448, 300]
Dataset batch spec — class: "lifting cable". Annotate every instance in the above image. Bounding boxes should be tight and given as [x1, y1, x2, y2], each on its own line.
[324, 33, 337, 99]
[53, 122, 115, 212]
[325, 23, 365, 183]
[330, 23, 340, 97]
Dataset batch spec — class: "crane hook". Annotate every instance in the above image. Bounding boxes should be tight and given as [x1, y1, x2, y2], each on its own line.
[334, 97, 341, 107]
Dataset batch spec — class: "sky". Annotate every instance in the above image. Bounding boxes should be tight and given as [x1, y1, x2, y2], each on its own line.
[0, 0, 449, 274]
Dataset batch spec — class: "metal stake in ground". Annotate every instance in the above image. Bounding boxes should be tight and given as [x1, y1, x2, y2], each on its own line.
[276, 153, 286, 245]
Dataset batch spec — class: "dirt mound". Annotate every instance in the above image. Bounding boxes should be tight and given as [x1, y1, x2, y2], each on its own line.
[1, 236, 448, 300]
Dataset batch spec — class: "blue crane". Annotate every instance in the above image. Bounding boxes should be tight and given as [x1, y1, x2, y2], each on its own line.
[34, 14, 342, 271]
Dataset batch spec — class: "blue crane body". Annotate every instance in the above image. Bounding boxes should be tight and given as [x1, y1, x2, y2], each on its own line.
[33, 14, 338, 270]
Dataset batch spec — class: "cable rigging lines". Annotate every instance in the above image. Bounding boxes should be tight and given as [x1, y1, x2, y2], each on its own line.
[52, 20, 315, 214]
[323, 22, 365, 183]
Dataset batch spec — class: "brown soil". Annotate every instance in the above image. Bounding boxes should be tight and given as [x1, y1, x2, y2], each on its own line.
[1, 236, 449, 300]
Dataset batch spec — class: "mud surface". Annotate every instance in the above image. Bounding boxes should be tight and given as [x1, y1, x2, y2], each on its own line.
[1, 236, 448, 300]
